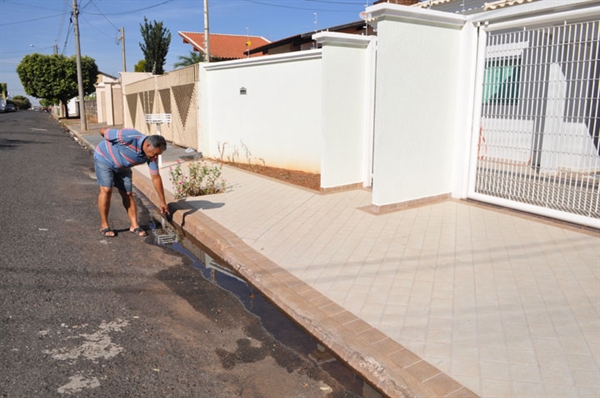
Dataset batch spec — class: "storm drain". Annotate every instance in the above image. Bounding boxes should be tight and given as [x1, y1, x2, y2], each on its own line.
[150, 219, 178, 245]
[154, 230, 177, 245]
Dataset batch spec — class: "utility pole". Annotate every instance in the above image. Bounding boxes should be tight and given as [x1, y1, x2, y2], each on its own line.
[203, 0, 210, 63]
[118, 27, 127, 72]
[72, 0, 87, 131]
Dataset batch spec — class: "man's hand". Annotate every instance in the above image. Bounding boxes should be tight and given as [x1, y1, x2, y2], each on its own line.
[150, 173, 169, 216]
[159, 202, 170, 215]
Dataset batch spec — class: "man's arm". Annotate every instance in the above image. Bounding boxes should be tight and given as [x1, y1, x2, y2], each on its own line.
[151, 173, 169, 214]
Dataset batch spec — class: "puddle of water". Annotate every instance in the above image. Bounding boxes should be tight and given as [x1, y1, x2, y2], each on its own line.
[147, 216, 366, 395]
[149, 220, 318, 353]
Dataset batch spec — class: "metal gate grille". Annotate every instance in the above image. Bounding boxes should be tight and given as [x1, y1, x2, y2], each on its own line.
[474, 20, 600, 223]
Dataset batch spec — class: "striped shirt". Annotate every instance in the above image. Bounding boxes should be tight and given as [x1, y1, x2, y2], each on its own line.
[94, 128, 159, 175]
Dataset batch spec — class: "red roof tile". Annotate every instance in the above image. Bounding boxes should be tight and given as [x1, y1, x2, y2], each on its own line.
[178, 32, 271, 60]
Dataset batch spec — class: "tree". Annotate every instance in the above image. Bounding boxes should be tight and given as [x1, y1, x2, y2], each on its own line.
[0, 83, 7, 99]
[40, 98, 56, 108]
[174, 51, 204, 69]
[12, 95, 31, 110]
[134, 59, 146, 72]
[17, 53, 98, 117]
[139, 17, 171, 75]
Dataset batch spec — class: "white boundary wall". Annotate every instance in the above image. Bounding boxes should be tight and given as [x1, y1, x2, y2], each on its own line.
[367, 5, 466, 207]
[315, 32, 377, 189]
[199, 51, 323, 174]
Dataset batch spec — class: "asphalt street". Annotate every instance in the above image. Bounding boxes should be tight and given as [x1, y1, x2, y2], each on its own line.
[0, 111, 363, 398]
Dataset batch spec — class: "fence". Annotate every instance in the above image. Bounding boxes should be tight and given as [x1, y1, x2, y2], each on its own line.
[473, 19, 600, 224]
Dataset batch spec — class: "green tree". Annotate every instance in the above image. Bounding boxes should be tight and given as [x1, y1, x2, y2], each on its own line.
[16, 53, 98, 117]
[174, 51, 204, 69]
[139, 17, 171, 75]
[40, 98, 56, 108]
[0, 83, 7, 99]
[12, 95, 31, 110]
[134, 59, 146, 72]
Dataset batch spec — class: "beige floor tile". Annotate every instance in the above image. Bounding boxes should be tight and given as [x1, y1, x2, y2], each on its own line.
[451, 359, 481, 378]
[425, 342, 452, 358]
[544, 384, 579, 397]
[509, 363, 543, 383]
[577, 386, 600, 398]
[571, 368, 600, 387]
[511, 381, 545, 397]
[481, 378, 514, 397]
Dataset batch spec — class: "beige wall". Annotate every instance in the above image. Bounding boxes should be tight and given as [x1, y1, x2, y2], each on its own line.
[122, 67, 198, 149]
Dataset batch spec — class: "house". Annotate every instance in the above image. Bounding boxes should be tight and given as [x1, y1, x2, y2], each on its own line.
[178, 32, 271, 60]
[94, 71, 122, 126]
[246, 1, 424, 56]
[249, 20, 376, 56]
[410, 0, 537, 14]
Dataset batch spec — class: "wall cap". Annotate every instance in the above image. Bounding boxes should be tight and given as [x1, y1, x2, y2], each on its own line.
[313, 32, 375, 48]
[366, 3, 466, 28]
[202, 49, 322, 71]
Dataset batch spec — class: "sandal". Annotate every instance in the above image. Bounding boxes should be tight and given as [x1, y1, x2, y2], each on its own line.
[130, 227, 148, 237]
[100, 227, 116, 237]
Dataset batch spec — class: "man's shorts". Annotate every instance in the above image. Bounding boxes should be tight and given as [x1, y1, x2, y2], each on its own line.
[94, 157, 133, 192]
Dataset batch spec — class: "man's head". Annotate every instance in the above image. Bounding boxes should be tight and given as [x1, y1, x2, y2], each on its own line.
[143, 135, 167, 161]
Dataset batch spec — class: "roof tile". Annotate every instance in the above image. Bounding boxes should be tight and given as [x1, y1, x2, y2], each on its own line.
[179, 32, 271, 60]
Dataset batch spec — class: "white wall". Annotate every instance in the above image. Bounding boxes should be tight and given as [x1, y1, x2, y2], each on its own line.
[200, 52, 322, 174]
[315, 32, 376, 189]
[368, 5, 465, 206]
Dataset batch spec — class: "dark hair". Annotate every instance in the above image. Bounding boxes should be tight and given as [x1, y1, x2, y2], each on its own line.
[146, 135, 167, 151]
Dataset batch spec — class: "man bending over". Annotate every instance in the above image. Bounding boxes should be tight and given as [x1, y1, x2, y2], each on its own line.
[94, 128, 169, 237]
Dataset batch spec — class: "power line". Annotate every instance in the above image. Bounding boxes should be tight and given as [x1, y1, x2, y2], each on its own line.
[84, 0, 176, 16]
[242, 0, 357, 12]
[55, 0, 70, 54]
[62, 16, 74, 55]
[90, 0, 120, 31]
[0, 12, 66, 27]
[0, 46, 55, 56]
[80, 14, 117, 38]
[305, 0, 366, 4]
[0, 0, 65, 12]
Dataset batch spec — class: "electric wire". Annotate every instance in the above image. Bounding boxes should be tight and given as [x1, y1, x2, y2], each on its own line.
[61, 16, 74, 55]
[242, 0, 357, 12]
[305, 0, 366, 4]
[90, 0, 120, 31]
[84, 0, 176, 16]
[0, 13, 65, 27]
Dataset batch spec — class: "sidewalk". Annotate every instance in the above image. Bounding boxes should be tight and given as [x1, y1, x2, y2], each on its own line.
[66, 121, 599, 398]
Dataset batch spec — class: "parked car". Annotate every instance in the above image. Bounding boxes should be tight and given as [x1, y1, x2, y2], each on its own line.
[5, 104, 16, 112]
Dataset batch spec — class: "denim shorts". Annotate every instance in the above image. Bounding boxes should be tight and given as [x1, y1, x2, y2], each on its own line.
[94, 157, 132, 192]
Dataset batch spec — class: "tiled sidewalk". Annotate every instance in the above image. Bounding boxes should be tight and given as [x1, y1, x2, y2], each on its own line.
[68, 122, 599, 397]
[141, 161, 600, 398]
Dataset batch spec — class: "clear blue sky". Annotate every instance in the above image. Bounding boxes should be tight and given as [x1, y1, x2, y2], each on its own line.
[0, 0, 373, 105]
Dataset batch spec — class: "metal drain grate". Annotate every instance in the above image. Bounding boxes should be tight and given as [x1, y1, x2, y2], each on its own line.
[153, 229, 177, 245]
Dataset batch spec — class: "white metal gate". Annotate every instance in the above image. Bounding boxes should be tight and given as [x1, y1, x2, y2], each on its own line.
[469, 17, 600, 229]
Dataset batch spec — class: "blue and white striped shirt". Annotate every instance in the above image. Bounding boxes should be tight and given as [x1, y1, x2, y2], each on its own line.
[94, 128, 159, 175]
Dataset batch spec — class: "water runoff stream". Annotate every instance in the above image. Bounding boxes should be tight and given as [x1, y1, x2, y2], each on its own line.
[137, 193, 379, 398]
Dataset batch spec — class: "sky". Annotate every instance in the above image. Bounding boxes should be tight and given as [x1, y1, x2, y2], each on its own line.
[0, 0, 374, 105]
